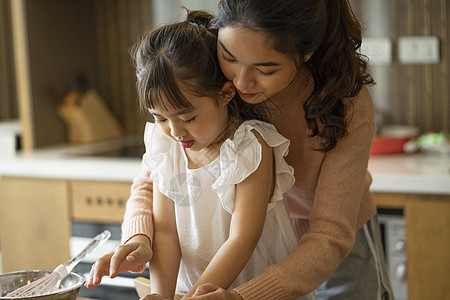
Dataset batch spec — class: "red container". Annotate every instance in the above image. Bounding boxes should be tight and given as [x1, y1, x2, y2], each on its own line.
[370, 136, 411, 155]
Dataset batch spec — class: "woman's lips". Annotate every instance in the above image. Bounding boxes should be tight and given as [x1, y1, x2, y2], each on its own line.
[180, 140, 194, 148]
[237, 90, 259, 98]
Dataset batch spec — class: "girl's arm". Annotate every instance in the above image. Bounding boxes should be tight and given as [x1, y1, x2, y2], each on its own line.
[184, 131, 274, 297]
[150, 185, 181, 299]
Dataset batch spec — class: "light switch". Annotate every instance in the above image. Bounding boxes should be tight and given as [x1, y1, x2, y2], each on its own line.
[360, 37, 393, 65]
[398, 36, 440, 64]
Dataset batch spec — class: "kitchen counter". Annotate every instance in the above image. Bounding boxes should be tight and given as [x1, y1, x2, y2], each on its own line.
[368, 152, 450, 195]
[1, 142, 449, 194]
[0, 137, 142, 182]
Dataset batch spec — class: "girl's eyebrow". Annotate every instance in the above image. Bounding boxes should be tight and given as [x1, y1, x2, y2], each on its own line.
[150, 108, 194, 118]
[218, 40, 281, 67]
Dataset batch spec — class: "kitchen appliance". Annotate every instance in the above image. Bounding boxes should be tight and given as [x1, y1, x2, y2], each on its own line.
[378, 210, 407, 300]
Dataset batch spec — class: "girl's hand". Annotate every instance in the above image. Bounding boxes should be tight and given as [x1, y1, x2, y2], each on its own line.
[184, 284, 242, 300]
[85, 234, 153, 288]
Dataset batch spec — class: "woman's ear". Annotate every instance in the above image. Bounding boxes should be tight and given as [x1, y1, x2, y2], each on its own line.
[304, 52, 313, 62]
[219, 81, 235, 106]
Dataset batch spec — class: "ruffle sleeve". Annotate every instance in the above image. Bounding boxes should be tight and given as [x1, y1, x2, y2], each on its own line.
[142, 122, 186, 200]
[212, 120, 295, 214]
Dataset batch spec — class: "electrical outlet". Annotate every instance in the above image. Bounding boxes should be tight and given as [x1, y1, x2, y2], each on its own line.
[361, 37, 393, 65]
[398, 36, 440, 64]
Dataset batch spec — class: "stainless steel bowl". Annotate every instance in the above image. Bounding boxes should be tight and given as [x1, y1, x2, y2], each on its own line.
[0, 270, 85, 300]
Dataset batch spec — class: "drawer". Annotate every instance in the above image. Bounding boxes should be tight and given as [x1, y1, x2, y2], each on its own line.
[70, 180, 131, 223]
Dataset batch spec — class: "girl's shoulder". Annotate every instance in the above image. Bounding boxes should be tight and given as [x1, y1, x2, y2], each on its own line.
[227, 119, 290, 151]
[213, 120, 295, 213]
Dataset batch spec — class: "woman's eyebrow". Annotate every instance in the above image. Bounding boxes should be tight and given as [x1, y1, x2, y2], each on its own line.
[218, 40, 280, 67]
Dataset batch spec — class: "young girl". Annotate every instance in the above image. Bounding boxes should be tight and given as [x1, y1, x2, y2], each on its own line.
[86, 9, 314, 300]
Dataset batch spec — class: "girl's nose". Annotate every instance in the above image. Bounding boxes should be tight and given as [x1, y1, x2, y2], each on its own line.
[170, 122, 186, 140]
[234, 67, 256, 91]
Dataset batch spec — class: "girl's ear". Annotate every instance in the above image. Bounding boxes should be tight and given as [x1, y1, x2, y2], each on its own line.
[218, 81, 235, 106]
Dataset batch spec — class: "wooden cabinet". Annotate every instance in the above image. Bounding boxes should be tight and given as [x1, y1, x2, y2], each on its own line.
[373, 192, 450, 300]
[0, 177, 71, 272]
[0, 176, 130, 272]
[70, 180, 130, 223]
[9, 0, 152, 150]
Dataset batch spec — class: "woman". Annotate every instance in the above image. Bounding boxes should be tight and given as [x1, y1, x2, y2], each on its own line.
[89, 1, 393, 299]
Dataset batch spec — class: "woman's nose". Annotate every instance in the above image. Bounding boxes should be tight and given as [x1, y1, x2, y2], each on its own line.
[234, 67, 256, 91]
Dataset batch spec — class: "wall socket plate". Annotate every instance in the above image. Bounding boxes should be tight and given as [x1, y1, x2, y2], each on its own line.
[398, 36, 440, 64]
[361, 37, 393, 66]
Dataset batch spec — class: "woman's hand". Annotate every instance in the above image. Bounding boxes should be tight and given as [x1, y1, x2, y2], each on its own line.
[183, 284, 242, 300]
[85, 234, 153, 288]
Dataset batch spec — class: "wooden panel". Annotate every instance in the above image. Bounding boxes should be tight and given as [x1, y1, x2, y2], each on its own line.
[70, 180, 131, 223]
[0, 177, 71, 272]
[405, 197, 450, 300]
[352, 0, 450, 133]
[0, 0, 18, 120]
[373, 192, 407, 209]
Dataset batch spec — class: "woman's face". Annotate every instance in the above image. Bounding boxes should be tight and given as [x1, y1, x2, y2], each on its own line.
[218, 26, 298, 103]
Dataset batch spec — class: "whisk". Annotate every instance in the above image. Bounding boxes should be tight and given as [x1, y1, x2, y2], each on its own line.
[5, 230, 111, 297]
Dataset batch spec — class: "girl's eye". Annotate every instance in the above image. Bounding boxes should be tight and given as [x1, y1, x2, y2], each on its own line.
[181, 116, 196, 124]
[155, 118, 167, 123]
[221, 54, 235, 63]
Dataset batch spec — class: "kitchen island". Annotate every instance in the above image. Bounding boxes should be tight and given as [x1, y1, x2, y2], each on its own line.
[1, 145, 449, 300]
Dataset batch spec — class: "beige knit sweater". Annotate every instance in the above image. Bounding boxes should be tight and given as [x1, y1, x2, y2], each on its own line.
[121, 69, 377, 299]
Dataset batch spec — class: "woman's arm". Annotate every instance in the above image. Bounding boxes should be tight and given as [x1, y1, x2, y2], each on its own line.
[184, 132, 274, 297]
[150, 185, 181, 299]
[121, 161, 155, 245]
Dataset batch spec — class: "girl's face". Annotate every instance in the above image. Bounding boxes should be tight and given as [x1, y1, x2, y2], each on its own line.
[218, 26, 298, 104]
[149, 83, 233, 152]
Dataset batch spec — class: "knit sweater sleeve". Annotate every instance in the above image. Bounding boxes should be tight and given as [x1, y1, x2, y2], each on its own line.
[121, 160, 154, 245]
[233, 86, 376, 299]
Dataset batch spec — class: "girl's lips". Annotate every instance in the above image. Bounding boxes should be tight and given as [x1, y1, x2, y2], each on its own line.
[180, 140, 194, 148]
[237, 90, 259, 98]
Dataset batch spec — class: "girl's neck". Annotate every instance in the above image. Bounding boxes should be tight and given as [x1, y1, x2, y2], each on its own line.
[185, 116, 242, 169]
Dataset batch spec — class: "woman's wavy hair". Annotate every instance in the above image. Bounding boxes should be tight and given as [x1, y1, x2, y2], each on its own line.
[212, 0, 374, 151]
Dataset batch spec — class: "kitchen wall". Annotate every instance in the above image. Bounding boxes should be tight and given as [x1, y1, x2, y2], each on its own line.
[352, 0, 449, 133]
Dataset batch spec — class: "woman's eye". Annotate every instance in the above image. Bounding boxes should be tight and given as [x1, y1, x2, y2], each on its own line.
[221, 54, 235, 63]
[155, 118, 167, 123]
[181, 116, 196, 124]
[258, 69, 276, 76]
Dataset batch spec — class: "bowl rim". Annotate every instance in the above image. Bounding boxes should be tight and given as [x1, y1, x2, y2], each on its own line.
[0, 269, 85, 299]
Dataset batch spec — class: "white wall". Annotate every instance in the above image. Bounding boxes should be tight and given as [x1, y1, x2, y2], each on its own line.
[151, 0, 219, 26]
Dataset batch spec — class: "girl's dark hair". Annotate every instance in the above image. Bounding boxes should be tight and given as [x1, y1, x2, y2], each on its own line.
[132, 9, 235, 114]
[212, 0, 374, 151]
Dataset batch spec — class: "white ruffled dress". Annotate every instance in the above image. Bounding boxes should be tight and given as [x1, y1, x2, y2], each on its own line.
[144, 119, 299, 292]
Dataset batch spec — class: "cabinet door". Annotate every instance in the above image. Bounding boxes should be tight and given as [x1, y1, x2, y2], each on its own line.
[405, 196, 450, 300]
[0, 177, 71, 272]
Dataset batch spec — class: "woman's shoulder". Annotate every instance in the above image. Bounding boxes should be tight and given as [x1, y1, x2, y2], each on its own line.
[345, 85, 375, 124]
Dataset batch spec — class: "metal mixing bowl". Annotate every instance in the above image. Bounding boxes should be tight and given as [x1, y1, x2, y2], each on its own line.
[0, 270, 85, 300]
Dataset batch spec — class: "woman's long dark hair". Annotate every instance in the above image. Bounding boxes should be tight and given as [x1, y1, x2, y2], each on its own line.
[212, 0, 374, 151]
